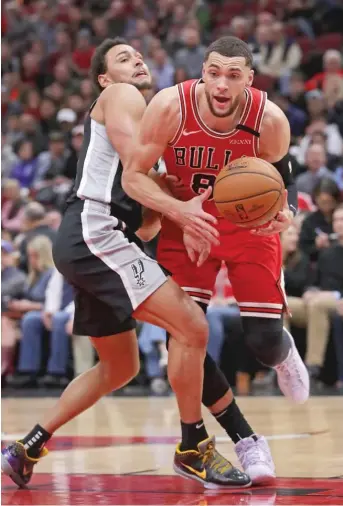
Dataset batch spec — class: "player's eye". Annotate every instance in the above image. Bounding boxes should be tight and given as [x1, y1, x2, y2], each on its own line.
[120, 58, 129, 63]
[209, 72, 217, 77]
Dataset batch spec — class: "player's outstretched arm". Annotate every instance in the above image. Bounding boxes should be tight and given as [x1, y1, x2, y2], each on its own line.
[123, 87, 219, 245]
[252, 100, 296, 236]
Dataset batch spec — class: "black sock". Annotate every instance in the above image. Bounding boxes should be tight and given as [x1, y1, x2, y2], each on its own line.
[20, 424, 52, 458]
[213, 399, 256, 444]
[180, 419, 209, 451]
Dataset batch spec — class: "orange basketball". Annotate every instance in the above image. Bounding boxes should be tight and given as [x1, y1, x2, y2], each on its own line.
[213, 157, 285, 228]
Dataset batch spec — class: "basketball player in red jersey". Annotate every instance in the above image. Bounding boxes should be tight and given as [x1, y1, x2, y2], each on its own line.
[124, 36, 310, 481]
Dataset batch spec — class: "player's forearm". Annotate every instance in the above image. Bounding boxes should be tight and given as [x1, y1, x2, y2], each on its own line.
[122, 171, 182, 221]
[136, 208, 162, 242]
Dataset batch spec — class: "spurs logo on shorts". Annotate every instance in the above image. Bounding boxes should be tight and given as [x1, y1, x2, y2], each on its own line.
[131, 259, 146, 288]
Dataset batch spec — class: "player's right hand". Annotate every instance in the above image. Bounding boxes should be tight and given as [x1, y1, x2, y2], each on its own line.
[177, 187, 220, 246]
[183, 228, 211, 267]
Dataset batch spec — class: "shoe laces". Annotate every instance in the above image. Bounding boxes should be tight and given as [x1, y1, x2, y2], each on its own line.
[202, 442, 233, 474]
[238, 439, 266, 467]
[277, 351, 304, 389]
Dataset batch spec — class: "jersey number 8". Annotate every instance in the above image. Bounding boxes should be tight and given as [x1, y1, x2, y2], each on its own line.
[191, 173, 216, 200]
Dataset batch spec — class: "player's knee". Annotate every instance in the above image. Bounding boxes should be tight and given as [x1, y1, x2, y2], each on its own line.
[173, 297, 208, 349]
[242, 317, 286, 366]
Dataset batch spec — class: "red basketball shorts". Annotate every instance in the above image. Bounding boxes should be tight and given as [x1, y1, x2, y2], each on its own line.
[157, 218, 287, 318]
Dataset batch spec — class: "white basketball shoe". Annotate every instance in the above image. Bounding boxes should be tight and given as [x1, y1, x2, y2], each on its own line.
[235, 435, 276, 485]
[274, 328, 309, 404]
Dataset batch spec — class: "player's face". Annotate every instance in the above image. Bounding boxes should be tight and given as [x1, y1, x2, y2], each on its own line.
[100, 44, 152, 90]
[202, 53, 254, 118]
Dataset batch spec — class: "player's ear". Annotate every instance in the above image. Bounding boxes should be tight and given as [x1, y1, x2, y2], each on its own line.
[247, 69, 254, 87]
[98, 73, 113, 89]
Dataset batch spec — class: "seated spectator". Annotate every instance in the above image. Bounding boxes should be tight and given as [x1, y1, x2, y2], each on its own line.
[295, 143, 335, 195]
[1, 179, 27, 235]
[281, 224, 312, 330]
[2, 134, 19, 180]
[150, 48, 175, 91]
[306, 49, 343, 92]
[1, 240, 27, 376]
[299, 178, 341, 262]
[174, 27, 206, 79]
[256, 21, 302, 79]
[35, 131, 69, 189]
[272, 92, 307, 139]
[302, 204, 343, 371]
[71, 30, 95, 77]
[3, 236, 54, 382]
[10, 268, 74, 388]
[294, 118, 343, 168]
[10, 139, 39, 189]
[16, 202, 56, 272]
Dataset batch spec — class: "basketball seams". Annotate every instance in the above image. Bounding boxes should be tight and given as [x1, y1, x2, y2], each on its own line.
[214, 170, 284, 187]
[214, 188, 281, 204]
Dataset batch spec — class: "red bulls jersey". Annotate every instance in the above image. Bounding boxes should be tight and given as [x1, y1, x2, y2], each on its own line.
[163, 79, 267, 217]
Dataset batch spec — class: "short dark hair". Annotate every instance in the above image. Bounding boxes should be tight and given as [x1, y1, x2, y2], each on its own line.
[204, 36, 253, 68]
[312, 177, 341, 203]
[90, 37, 128, 93]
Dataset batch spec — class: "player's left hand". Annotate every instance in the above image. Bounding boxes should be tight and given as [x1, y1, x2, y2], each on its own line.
[183, 226, 211, 267]
[251, 190, 293, 236]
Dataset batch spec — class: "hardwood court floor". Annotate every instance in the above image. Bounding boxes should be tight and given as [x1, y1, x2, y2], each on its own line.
[2, 395, 343, 505]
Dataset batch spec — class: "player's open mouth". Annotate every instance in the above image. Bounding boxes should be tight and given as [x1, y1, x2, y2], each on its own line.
[134, 70, 148, 77]
[214, 97, 230, 104]
[214, 96, 230, 107]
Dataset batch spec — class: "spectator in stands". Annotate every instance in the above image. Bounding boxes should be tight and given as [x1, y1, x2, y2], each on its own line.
[302, 204, 343, 373]
[1, 179, 27, 235]
[272, 92, 307, 138]
[295, 117, 343, 167]
[150, 47, 175, 91]
[10, 139, 39, 189]
[1, 240, 27, 376]
[10, 268, 74, 388]
[71, 30, 95, 77]
[35, 131, 69, 189]
[174, 27, 206, 79]
[4, 235, 54, 385]
[39, 97, 59, 137]
[299, 178, 341, 262]
[281, 224, 312, 331]
[306, 49, 343, 91]
[17, 202, 56, 272]
[256, 21, 302, 80]
[56, 108, 77, 135]
[295, 143, 334, 195]
[288, 71, 307, 111]
[91, 17, 110, 47]
[1, 133, 19, 179]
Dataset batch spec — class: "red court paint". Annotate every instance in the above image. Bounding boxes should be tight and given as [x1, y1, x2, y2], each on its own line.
[2, 475, 343, 505]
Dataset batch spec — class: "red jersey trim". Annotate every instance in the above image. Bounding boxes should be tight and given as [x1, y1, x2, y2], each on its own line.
[190, 80, 253, 139]
[253, 91, 267, 156]
[168, 84, 187, 147]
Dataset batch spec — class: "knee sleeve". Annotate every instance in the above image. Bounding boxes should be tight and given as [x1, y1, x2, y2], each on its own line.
[166, 300, 231, 407]
[242, 317, 290, 367]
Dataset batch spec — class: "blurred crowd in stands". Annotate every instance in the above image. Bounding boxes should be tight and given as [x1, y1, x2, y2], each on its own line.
[1, 0, 343, 394]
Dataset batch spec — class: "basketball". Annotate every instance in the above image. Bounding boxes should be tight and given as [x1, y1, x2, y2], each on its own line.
[213, 157, 285, 228]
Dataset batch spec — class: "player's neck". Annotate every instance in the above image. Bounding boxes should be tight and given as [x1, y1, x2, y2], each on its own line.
[197, 86, 246, 133]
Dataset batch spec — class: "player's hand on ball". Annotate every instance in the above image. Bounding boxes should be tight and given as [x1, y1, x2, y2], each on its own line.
[251, 191, 293, 236]
[177, 187, 220, 246]
[183, 228, 211, 267]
